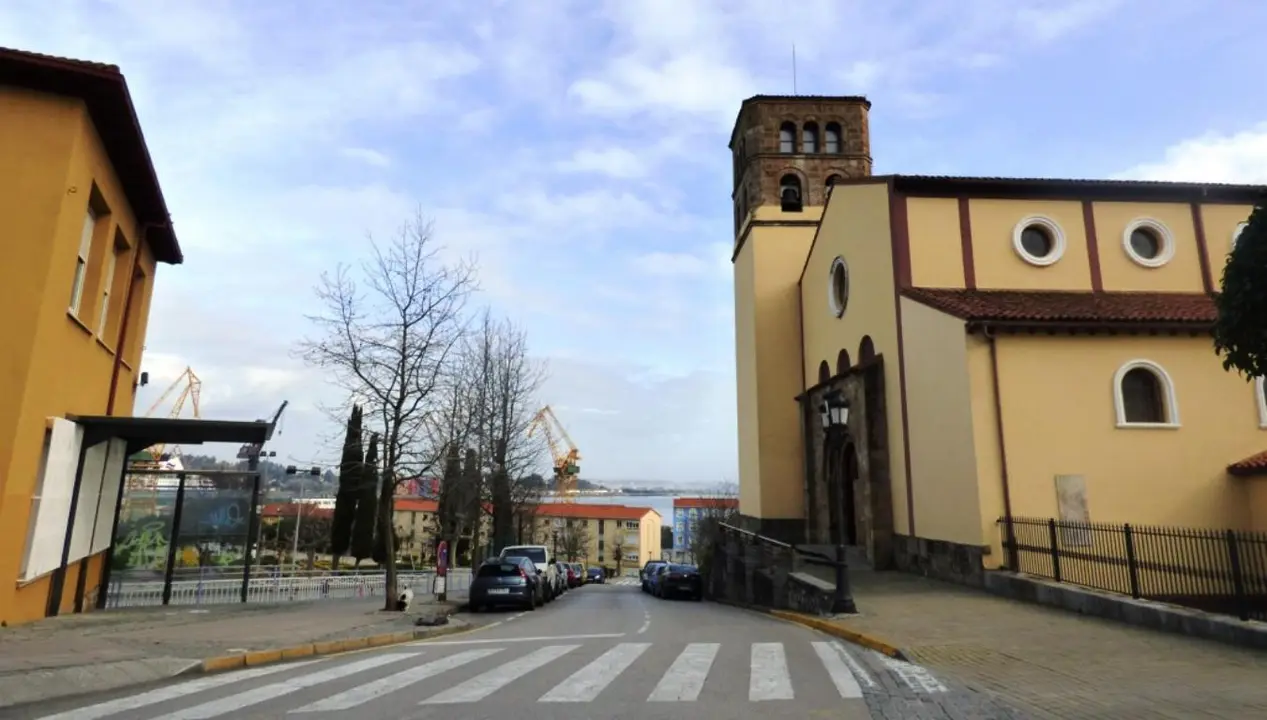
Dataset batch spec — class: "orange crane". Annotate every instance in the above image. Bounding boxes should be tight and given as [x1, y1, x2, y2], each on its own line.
[528, 405, 581, 502]
[141, 366, 202, 464]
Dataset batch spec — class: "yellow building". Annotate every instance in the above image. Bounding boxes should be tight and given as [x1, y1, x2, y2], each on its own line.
[528, 503, 662, 577]
[732, 94, 1266, 583]
[0, 48, 271, 626]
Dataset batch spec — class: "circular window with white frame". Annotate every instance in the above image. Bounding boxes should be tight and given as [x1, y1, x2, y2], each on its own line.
[828, 256, 849, 318]
[1122, 218, 1175, 267]
[1011, 215, 1066, 266]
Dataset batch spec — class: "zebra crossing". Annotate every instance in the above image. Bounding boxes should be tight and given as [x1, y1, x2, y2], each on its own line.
[606, 576, 640, 586]
[34, 639, 946, 718]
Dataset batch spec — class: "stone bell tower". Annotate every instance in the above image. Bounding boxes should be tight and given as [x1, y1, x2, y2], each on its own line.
[728, 95, 872, 541]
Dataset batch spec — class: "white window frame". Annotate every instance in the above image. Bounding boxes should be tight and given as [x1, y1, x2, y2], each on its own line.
[1122, 218, 1176, 268]
[1012, 215, 1066, 267]
[98, 244, 119, 336]
[70, 208, 96, 315]
[828, 256, 850, 317]
[1254, 377, 1267, 429]
[1112, 359, 1180, 429]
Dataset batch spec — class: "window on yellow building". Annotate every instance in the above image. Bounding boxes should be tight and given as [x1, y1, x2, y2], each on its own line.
[98, 232, 126, 337]
[70, 207, 98, 315]
[1113, 360, 1179, 427]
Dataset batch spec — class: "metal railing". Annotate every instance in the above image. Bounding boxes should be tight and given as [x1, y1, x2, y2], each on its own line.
[105, 567, 473, 608]
[999, 516, 1267, 621]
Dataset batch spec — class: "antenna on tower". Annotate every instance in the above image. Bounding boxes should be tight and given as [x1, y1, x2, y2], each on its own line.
[792, 44, 798, 95]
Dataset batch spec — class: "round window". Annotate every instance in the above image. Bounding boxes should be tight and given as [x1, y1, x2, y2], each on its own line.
[1129, 228, 1160, 260]
[1122, 219, 1174, 267]
[1011, 216, 1065, 266]
[828, 256, 849, 318]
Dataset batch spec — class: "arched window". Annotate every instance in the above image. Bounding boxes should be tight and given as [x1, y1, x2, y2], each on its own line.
[779, 122, 796, 153]
[825, 123, 842, 153]
[858, 335, 876, 364]
[818, 360, 831, 384]
[802, 122, 819, 153]
[836, 349, 851, 375]
[779, 174, 803, 212]
[1113, 360, 1179, 427]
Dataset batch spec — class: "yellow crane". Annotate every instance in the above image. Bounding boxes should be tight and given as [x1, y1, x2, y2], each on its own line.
[142, 366, 202, 464]
[528, 405, 581, 502]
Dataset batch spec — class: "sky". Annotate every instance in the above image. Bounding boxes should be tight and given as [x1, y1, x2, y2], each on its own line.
[3, 0, 1266, 485]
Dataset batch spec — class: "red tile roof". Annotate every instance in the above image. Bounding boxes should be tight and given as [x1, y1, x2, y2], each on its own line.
[0, 46, 180, 263]
[261, 503, 333, 519]
[395, 497, 439, 513]
[673, 497, 739, 509]
[1228, 450, 1267, 477]
[531, 503, 660, 521]
[902, 288, 1217, 328]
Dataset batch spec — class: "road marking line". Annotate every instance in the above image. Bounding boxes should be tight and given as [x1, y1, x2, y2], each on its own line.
[829, 641, 876, 688]
[637, 610, 651, 634]
[749, 642, 794, 701]
[291, 648, 500, 712]
[811, 642, 863, 699]
[34, 661, 322, 720]
[418, 632, 623, 646]
[419, 645, 579, 704]
[539, 643, 650, 702]
[876, 653, 947, 694]
[154, 653, 419, 719]
[647, 643, 719, 702]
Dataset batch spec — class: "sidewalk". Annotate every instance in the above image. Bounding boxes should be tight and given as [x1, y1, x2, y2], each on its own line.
[0, 593, 473, 709]
[812, 566, 1267, 719]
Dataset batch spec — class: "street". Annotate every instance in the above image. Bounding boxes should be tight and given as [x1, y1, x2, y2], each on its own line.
[9, 583, 1026, 719]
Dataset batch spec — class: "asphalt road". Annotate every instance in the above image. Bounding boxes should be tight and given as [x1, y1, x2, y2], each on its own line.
[9, 581, 1027, 719]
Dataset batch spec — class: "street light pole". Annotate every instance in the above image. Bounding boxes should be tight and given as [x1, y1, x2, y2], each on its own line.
[284, 466, 322, 570]
[819, 390, 858, 615]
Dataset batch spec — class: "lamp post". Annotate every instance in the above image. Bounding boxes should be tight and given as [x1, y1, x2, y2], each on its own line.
[818, 389, 858, 615]
[284, 465, 322, 569]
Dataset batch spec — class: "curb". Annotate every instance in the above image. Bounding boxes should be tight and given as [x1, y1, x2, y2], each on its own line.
[767, 609, 906, 660]
[197, 621, 472, 674]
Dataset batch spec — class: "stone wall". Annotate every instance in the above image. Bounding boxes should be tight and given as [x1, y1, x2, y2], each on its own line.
[892, 534, 987, 587]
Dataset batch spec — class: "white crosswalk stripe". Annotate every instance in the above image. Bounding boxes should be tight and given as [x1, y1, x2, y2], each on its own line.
[607, 576, 640, 586]
[36, 639, 952, 716]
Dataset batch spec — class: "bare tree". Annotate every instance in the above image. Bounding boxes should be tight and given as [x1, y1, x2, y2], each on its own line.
[299, 212, 476, 609]
[611, 536, 626, 577]
[558, 523, 591, 563]
[689, 483, 741, 583]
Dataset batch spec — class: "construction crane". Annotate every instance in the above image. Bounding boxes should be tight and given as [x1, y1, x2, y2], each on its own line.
[142, 366, 202, 464]
[528, 405, 581, 502]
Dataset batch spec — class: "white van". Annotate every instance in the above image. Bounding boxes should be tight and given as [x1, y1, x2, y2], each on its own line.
[499, 545, 558, 600]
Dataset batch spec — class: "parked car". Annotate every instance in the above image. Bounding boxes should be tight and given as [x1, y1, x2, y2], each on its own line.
[499, 545, 558, 600]
[586, 566, 605, 584]
[554, 562, 572, 594]
[653, 563, 703, 601]
[641, 560, 667, 592]
[468, 556, 541, 611]
[569, 563, 585, 586]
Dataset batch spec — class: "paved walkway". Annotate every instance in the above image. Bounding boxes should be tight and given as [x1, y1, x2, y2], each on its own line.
[0, 593, 469, 709]
[818, 566, 1267, 719]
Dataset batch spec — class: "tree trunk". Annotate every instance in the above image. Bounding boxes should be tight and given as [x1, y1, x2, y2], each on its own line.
[379, 470, 399, 611]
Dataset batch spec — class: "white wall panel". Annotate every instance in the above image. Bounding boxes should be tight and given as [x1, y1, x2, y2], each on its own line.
[21, 419, 84, 581]
[90, 438, 128, 554]
[68, 441, 109, 563]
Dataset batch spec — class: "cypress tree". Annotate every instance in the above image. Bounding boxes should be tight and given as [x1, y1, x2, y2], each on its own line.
[1214, 200, 1267, 377]
[329, 405, 363, 560]
[350, 432, 380, 562]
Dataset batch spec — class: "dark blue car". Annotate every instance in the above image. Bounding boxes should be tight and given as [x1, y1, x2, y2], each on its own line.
[586, 567, 605, 584]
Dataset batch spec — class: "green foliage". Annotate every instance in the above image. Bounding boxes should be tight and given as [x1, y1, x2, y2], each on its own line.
[351, 432, 380, 561]
[330, 405, 363, 556]
[1215, 201, 1267, 378]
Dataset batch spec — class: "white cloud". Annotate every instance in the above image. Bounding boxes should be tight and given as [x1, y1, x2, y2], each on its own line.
[632, 252, 710, 276]
[555, 148, 648, 179]
[1113, 124, 1267, 184]
[340, 147, 392, 167]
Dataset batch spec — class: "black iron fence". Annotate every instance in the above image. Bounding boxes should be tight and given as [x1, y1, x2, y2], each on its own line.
[999, 516, 1267, 621]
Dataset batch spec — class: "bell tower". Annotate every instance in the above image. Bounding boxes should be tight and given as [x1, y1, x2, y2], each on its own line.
[729, 95, 872, 541]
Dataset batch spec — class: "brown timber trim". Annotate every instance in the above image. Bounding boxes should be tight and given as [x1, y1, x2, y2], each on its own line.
[1190, 203, 1215, 294]
[957, 197, 976, 289]
[732, 218, 822, 262]
[965, 320, 1212, 336]
[1082, 201, 1104, 292]
[888, 187, 916, 535]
